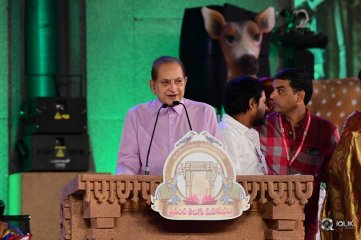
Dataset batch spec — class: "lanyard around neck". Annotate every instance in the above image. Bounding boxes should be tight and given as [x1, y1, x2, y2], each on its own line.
[255, 146, 268, 174]
[278, 112, 311, 166]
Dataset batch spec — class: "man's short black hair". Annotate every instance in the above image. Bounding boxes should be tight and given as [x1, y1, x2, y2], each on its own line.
[224, 76, 264, 116]
[273, 68, 313, 105]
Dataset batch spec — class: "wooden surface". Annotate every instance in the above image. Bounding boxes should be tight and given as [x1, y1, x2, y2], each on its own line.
[61, 174, 314, 240]
[20, 172, 86, 240]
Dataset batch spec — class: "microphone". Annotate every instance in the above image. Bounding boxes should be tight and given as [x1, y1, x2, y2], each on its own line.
[358, 69, 361, 80]
[144, 103, 168, 175]
[172, 101, 193, 131]
[0, 200, 4, 216]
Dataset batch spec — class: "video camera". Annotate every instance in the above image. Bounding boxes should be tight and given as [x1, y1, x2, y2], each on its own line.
[272, 8, 328, 49]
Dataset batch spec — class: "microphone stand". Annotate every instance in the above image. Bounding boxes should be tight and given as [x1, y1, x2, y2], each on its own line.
[144, 103, 168, 175]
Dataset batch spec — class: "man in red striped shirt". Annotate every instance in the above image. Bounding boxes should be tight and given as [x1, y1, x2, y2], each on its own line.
[256, 68, 339, 240]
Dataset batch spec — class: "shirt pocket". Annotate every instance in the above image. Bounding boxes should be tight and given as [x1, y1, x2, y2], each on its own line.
[288, 145, 328, 176]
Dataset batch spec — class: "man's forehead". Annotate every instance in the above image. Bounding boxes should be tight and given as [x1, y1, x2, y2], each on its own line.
[160, 76, 183, 80]
[157, 63, 183, 79]
[272, 78, 290, 88]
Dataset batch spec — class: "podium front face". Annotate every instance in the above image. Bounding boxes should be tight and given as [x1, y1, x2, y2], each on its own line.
[60, 174, 313, 240]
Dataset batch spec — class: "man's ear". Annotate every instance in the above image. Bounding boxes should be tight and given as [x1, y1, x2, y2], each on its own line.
[296, 90, 305, 104]
[183, 77, 188, 87]
[149, 79, 155, 93]
[249, 98, 257, 111]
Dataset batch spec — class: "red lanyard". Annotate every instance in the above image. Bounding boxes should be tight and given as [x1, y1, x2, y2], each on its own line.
[278, 112, 311, 166]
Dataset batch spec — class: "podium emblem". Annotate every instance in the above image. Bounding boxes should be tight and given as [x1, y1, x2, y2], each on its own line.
[151, 131, 250, 220]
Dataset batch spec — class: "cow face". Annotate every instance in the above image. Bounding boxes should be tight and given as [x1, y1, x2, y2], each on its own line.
[201, 7, 275, 80]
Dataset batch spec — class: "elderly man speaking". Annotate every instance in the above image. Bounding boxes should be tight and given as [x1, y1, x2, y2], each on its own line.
[116, 56, 221, 176]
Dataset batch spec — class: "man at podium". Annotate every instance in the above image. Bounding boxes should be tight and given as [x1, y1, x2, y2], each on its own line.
[116, 56, 221, 176]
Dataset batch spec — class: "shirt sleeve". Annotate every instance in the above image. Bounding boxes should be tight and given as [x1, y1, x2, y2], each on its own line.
[115, 111, 141, 175]
[205, 106, 222, 141]
[322, 127, 340, 183]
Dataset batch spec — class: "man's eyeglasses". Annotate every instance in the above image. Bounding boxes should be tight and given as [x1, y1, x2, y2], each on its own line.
[158, 77, 187, 87]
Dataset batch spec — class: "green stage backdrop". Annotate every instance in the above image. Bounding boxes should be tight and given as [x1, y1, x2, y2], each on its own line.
[86, 0, 278, 174]
[0, 0, 9, 210]
[1, 0, 279, 213]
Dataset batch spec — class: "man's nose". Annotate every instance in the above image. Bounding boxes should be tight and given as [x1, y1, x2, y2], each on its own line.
[270, 89, 276, 99]
[169, 81, 177, 91]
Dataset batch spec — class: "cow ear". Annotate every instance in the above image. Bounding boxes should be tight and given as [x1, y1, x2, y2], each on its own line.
[255, 7, 275, 33]
[201, 7, 226, 40]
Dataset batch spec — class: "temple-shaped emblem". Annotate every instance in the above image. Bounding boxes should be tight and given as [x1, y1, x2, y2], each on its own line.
[151, 131, 250, 220]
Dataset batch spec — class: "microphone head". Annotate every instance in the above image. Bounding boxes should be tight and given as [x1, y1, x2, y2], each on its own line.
[162, 103, 169, 108]
[0, 200, 4, 216]
[172, 100, 180, 106]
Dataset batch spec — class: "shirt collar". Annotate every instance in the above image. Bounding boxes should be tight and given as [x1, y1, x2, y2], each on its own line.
[223, 114, 249, 132]
[172, 98, 184, 116]
[223, 114, 258, 137]
[154, 98, 184, 116]
[280, 108, 310, 130]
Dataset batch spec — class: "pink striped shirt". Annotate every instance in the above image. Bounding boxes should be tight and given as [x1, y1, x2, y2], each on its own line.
[116, 98, 221, 176]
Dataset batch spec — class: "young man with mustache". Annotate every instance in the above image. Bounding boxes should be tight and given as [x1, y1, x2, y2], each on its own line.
[256, 68, 339, 240]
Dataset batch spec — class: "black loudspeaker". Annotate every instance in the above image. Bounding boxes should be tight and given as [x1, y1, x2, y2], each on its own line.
[20, 134, 89, 171]
[180, 4, 272, 109]
[21, 97, 87, 134]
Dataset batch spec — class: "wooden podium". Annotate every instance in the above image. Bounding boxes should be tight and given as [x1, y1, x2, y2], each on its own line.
[61, 174, 313, 240]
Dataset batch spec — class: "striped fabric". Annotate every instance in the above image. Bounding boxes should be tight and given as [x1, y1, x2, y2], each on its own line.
[256, 109, 339, 239]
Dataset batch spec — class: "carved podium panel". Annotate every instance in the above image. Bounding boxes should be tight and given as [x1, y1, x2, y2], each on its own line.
[60, 174, 313, 240]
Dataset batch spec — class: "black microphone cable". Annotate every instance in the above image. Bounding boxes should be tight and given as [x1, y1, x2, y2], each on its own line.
[172, 101, 193, 131]
[144, 103, 168, 175]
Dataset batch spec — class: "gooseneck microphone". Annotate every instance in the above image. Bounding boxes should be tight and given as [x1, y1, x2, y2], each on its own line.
[172, 101, 193, 131]
[0, 200, 5, 217]
[144, 103, 168, 175]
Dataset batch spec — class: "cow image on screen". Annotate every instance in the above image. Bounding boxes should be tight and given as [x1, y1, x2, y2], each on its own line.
[201, 6, 275, 80]
[180, 4, 275, 109]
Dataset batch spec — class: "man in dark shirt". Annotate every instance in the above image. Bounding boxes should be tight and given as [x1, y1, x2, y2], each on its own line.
[257, 68, 339, 240]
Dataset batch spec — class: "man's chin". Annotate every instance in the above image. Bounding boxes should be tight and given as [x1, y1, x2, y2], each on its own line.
[271, 106, 281, 112]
